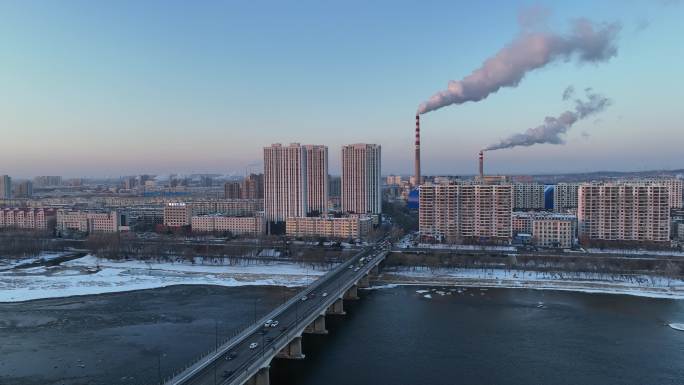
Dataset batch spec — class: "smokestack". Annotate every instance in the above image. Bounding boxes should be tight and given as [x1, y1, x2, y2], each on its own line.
[479, 150, 484, 180]
[414, 114, 421, 186]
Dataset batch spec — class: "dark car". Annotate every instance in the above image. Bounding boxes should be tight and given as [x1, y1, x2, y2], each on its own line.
[222, 370, 235, 378]
[225, 351, 237, 361]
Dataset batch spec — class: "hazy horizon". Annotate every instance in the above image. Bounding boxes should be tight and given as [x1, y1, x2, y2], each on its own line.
[2, 1, 683, 178]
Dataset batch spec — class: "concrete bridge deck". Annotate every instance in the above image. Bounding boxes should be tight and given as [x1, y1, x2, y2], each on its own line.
[163, 242, 388, 385]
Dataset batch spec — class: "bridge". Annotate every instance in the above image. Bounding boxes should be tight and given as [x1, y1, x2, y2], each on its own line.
[163, 242, 389, 385]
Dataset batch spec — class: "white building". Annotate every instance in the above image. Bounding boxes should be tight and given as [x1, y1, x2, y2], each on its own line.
[532, 217, 574, 249]
[341, 144, 381, 215]
[578, 182, 670, 245]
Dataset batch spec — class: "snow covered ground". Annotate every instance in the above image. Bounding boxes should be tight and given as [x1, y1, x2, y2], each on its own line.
[0, 255, 331, 303]
[380, 267, 684, 299]
[0, 253, 67, 271]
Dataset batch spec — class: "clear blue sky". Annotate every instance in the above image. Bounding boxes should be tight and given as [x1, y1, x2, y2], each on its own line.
[1, 0, 682, 177]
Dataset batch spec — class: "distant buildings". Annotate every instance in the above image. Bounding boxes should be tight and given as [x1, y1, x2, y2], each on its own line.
[33, 176, 62, 187]
[553, 183, 580, 213]
[224, 181, 242, 199]
[163, 203, 192, 227]
[242, 173, 264, 199]
[341, 144, 381, 215]
[419, 182, 512, 244]
[15, 181, 33, 198]
[191, 214, 265, 235]
[0, 175, 11, 199]
[513, 183, 545, 211]
[0, 208, 56, 230]
[286, 215, 371, 239]
[56, 210, 120, 233]
[578, 182, 670, 246]
[386, 175, 403, 185]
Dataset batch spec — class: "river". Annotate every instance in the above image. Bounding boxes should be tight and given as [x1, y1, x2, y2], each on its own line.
[1, 285, 683, 385]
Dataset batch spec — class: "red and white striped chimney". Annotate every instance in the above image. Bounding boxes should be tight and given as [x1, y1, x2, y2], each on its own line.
[479, 150, 484, 180]
[415, 114, 421, 185]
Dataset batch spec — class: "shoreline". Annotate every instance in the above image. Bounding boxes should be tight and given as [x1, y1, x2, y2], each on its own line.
[374, 272, 684, 300]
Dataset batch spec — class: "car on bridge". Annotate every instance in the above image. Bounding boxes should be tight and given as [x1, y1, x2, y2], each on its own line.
[225, 351, 237, 361]
[249, 342, 258, 349]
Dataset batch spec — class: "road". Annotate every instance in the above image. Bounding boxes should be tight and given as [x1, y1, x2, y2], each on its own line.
[166, 241, 388, 385]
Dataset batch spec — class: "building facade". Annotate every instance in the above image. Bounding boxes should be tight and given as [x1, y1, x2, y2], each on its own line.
[419, 182, 513, 243]
[56, 210, 120, 233]
[0, 208, 56, 230]
[285, 215, 371, 239]
[191, 214, 265, 235]
[224, 181, 242, 199]
[303, 145, 329, 216]
[513, 183, 545, 210]
[242, 173, 264, 200]
[0, 175, 11, 199]
[553, 183, 580, 213]
[341, 144, 381, 215]
[578, 182, 670, 246]
[163, 203, 192, 227]
[264, 143, 307, 222]
[532, 217, 574, 248]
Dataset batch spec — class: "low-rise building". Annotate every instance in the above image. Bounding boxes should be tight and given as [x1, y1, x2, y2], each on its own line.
[57, 210, 119, 233]
[191, 214, 265, 235]
[286, 216, 372, 239]
[163, 203, 192, 227]
[532, 217, 574, 249]
[0, 208, 56, 230]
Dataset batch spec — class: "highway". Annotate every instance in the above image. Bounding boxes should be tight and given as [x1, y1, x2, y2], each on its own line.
[165, 240, 389, 385]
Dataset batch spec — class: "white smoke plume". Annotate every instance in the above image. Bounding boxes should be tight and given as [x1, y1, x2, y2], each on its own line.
[484, 89, 611, 151]
[417, 17, 620, 114]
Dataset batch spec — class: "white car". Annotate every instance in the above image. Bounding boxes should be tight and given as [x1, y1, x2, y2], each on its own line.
[301, 295, 308, 301]
[249, 342, 258, 349]
[271, 321, 279, 327]
[264, 320, 273, 328]
[322, 292, 328, 297]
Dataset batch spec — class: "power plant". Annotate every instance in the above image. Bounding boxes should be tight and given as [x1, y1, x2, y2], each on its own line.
[414, 114, 421, 186]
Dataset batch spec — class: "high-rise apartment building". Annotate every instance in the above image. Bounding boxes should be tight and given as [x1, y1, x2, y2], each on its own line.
[264, 143, 327, 222]
[513, 183, 545, 210]
[578, 182, 670, 246]
[419, 182, 513, 243]
[554, 183, 580, 213]
[224, 181, 242, 199]
[242, 173, 264, 199]
[637, 178, 683, 209]
[33, 176, 62, 187]
[303, 145, 328, 215]
[0, 175, 11, 199]
[341, 144, 381, 215]
[15, 181, 33, 198]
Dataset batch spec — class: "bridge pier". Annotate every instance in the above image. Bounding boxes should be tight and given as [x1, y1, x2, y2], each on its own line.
[326, 298, 345, 315]
[276, 336, 305, 360]
[358, 275, 370, 288]
[304, 314, 328, 335]
[246, 366, 270, 385]
[370, 264, 380, 276]
[344, 285, 359, 300]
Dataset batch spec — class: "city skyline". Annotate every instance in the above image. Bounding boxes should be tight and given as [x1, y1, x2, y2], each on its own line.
[1, 1, 683, 177]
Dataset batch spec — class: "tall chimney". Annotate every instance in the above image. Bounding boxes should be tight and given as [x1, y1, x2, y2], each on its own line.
[415, 114, 421, 186]
[479, 150, 484, 180]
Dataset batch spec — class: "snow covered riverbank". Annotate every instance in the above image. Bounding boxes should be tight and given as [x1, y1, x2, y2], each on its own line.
[0, 255, 331, 303]
[378, 267, 684, 300]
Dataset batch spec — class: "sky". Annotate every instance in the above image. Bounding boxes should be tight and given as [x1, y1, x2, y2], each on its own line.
[1, 0, 682, 178]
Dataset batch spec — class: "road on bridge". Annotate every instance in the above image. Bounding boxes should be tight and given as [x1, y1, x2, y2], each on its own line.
[167, 242, 388, 385]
